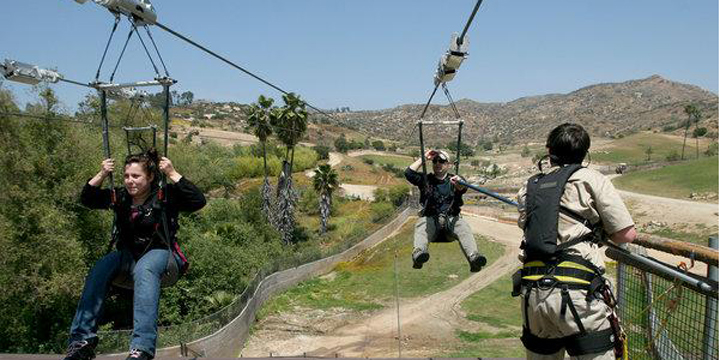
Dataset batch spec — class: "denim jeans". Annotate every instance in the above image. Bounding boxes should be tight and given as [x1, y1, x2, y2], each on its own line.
[69, 248, 173, 355]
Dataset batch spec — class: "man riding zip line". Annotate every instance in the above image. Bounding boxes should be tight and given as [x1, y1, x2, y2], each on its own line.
[405, 149, 487, 272]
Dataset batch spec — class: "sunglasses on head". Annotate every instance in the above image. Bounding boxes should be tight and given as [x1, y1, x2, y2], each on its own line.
[432, 157, 448, 164]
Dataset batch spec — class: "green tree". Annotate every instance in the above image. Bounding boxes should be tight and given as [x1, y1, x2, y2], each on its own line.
[246, 95, 277, 220]
[334, 134, 349, 153]
[692, 107, 703, 159]
[645, 146, 653, 161]
[271, 93, 308, 170]
[270, 93, 308, 243]
[179, 91, 194, 106]
[682, 104, 699, 160]
[371, 140, 385, 151]
[312, 164, 339, 234]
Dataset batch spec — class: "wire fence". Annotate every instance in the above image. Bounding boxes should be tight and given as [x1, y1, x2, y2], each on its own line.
[612, 240, 718, 360]
[96, 202, 412, 354]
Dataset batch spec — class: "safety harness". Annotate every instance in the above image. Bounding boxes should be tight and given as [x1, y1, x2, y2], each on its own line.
[513, 164, 627, 358]
[108, 180, 187, 290]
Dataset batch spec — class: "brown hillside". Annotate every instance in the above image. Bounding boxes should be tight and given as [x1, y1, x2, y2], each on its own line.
[328, 75, 718, 146]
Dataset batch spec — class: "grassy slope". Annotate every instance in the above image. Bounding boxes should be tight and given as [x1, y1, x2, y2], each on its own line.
[446, 273, 524, 358]
[591, 132, 711, 165]
[360, 154, 413, 168]
[613, 156, 718, 199]
[257, 219, 505, 319]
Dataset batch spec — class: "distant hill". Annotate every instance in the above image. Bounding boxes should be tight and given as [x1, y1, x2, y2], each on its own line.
[327, 75, 718, 146]
[173, 75, 718, 147]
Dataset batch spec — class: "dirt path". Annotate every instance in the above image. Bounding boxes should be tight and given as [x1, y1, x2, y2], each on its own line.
[617, 188, 718, 225]
[347, 150, 413, 158]
[241, 216, 523, 358]
[304, 152, 343, 177]
[174, 126, 315, 147]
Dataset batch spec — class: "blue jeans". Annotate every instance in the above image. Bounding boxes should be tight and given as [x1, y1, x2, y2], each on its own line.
[69, 248, 173, 355]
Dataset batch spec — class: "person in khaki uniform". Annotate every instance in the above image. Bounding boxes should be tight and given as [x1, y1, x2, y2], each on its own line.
[515, 123, 636, 359]
[405, 149, 486, 272]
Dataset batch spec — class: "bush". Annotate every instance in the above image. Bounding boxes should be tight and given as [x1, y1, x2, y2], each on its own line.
[693, 127, 708, 138]
[313, 145, 330, 160]
[370, 202, 394, 222]
[666, 150, 680, 161]
[521, 146, 531, 158]
[363, 158, 375, 165]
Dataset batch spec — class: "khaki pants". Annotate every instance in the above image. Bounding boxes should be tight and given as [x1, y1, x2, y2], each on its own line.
[522, 287, 614, 360]
[413, 216, 478, 261]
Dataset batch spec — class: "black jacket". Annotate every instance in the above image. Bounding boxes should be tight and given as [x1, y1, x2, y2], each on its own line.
[81, 177, 206, 258]
[405, 168, 466, 216]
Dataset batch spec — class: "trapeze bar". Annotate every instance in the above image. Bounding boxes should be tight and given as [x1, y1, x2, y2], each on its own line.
[123, 125, 157, 131]
[417, 120, 464, 126]
[93, 77, 175, 90]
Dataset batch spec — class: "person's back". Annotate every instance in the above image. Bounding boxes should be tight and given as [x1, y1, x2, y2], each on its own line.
[515, 123, 635, 360]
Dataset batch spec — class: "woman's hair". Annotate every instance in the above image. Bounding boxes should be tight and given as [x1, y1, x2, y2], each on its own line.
[545, 123, 590, 165]
[124, 148, 160, 184]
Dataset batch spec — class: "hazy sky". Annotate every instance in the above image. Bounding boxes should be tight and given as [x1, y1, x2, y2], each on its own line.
[1, 0, 718, 112]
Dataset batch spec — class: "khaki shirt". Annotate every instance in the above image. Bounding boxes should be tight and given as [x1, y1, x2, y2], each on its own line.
[517, 166, 634, 271]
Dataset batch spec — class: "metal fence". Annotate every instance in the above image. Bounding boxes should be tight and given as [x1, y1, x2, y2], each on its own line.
[610, 237, 718, 360]
[96, 203, 412, 355]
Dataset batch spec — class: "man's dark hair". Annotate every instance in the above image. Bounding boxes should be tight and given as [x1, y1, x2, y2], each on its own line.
[545, 123, 590, 165]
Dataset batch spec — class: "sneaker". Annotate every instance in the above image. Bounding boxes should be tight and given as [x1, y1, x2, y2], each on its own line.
[62, 338, 97, 360]
[412, 249, 430, 269]
[468, 253, 487, 272]
[126, 349, 153, 360]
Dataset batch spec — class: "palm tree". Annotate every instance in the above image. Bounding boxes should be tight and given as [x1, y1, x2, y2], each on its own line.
[692, 107, 702, 159]
[682, 104, 697, 160]
[271, 93, 308, 170]
[246, 95, 276, 220]
[313, 164, 339, 234]
[270, 93, 308, 244]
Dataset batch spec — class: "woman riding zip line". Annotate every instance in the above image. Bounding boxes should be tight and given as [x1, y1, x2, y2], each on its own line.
[63, 149, 206, 360]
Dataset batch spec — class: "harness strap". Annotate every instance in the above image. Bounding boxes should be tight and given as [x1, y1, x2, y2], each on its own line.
[560, 285, 586, 334]
[523, 287, 531, 329]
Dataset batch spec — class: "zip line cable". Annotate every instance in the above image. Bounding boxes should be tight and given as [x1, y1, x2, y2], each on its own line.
[0, 111, 117, 127]
[459, 0, 484, 46]
[59, 78, 94, 88]
[153, 21, 335, 120]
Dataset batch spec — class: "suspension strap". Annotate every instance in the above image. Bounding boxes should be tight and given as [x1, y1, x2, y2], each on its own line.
[144, 25, 170, 77]
[110, 26, 136, 83]
[95, 15, 121, 82]
[132, 22, 161, 77]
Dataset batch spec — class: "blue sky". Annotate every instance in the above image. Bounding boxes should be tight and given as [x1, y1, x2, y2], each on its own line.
[1, 0, 717, 112]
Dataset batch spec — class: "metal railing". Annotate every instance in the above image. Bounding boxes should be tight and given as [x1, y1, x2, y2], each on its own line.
[609, 236, 718, 360]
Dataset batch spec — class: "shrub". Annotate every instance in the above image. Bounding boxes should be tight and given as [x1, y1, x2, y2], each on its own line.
[693, 127, 708, 138]
[666, 150, 680, 161]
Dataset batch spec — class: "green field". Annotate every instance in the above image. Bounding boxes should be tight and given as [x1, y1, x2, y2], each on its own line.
[591, 132, 708, 165]
[613, 156, 718, 199]
[445, 271, 524, 358]
[257, 219, 505, 318]
[360, 154, 413, 168]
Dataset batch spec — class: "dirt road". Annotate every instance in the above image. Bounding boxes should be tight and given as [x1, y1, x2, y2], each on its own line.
[617, 189, 718, 225]
[241, 216, 523, 358]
